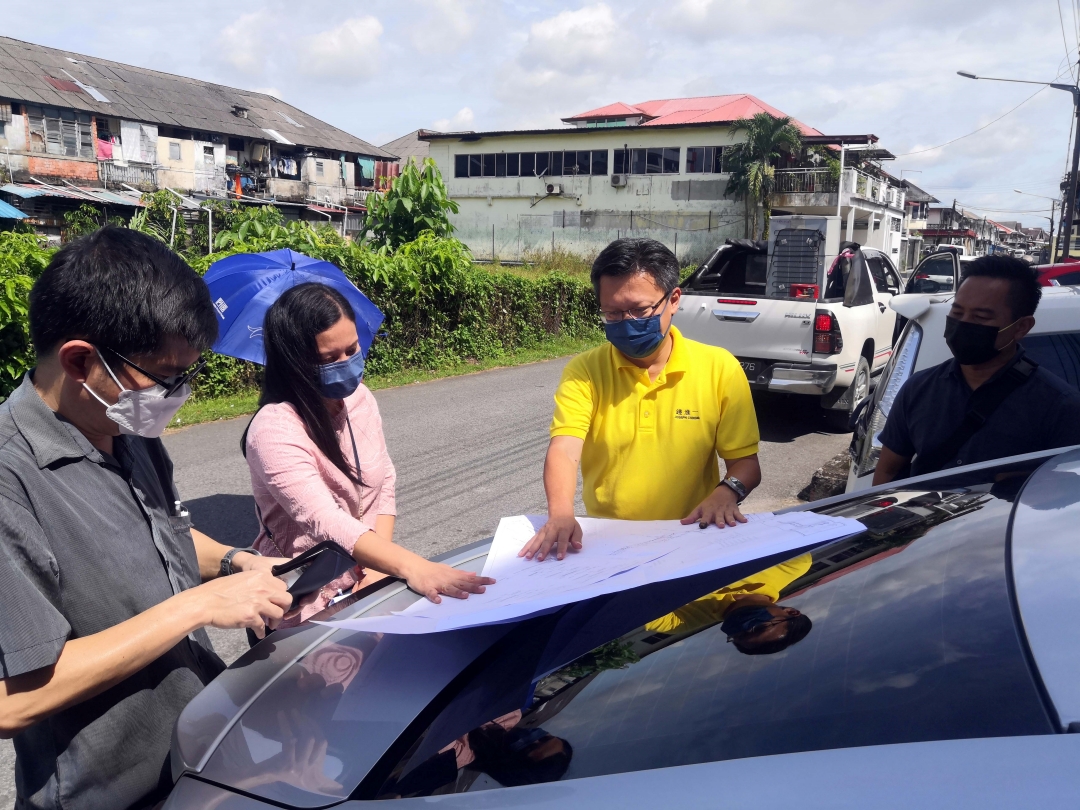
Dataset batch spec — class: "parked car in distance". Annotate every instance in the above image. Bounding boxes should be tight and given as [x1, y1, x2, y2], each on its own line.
[847, 284, 1080, 491]
[164, 447, 1080, 809]
[675, 216, 900, 429]
[1037, 262, 1080, 287]
[902, 252, 975, 295]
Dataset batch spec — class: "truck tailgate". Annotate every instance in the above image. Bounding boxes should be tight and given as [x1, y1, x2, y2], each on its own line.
[674, 294, 816, 365]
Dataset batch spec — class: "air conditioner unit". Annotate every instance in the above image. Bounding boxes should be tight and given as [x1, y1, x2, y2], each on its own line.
[546, 183, 563, 195]
[610, 174, 626, 187]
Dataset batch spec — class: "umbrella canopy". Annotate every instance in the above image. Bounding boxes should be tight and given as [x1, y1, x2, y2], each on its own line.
[203, 249, 384, 365]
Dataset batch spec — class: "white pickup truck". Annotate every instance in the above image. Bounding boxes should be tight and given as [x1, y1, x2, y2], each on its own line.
[674, 215, 902, 429]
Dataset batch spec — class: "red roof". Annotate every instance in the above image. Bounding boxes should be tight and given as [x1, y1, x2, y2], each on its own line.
[563, 94, 823, 136]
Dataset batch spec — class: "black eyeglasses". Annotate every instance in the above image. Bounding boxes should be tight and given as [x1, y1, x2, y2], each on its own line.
[598, 292, 672, 324]
[100, 347, 207, 398]
[725, 615, 797, 643]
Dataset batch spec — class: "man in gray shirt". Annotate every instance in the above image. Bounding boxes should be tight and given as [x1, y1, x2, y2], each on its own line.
[0, 228, 292, 810]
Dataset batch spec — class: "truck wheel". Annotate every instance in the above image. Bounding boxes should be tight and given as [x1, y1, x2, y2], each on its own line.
[825, 356, 870, 432]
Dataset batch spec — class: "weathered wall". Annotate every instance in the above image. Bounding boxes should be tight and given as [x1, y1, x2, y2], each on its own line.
[427, 130, 748, 263]
[23, 155, 98, 182]
[157, 137, 197, 191]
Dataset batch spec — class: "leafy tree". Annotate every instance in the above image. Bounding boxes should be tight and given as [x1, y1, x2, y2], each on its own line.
[0, 231, 52, 398]
[725, 113, 803, 240]
[131, 190, 186, 248]
[63, 204, 105, 240]
[365, 157, 459, 249]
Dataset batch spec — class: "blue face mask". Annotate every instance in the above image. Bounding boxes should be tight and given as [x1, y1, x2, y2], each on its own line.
[720, 605, 777, 638]
[604, 299, 670, 359]
[318, 351, 365, 399]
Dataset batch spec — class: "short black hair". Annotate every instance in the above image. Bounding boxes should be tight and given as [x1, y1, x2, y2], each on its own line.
[29, 226, 217, 357]
[590, 238, 679, 297]
[958, 255, 1042, 319]
[733, 613, 813, 656]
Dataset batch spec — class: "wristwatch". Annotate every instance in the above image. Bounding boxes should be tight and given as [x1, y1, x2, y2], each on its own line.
[719, 475, 748, 503]
[220, 546, 261, 577]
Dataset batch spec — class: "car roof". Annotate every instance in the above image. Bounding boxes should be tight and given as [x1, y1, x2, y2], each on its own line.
[1011, 447, 1080, 731]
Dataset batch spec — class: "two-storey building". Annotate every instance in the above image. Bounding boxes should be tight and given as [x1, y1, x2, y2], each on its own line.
[0, 35, 395, 237]
[420, 95, 907, 263]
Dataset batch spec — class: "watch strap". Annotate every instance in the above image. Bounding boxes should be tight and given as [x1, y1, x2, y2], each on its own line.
[221, 546, 261, 577]
[719, 476, 748, 502]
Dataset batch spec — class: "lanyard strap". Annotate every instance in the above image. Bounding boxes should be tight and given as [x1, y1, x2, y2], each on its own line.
[343, 408, 364, 520]
[249, 405, 366, 556]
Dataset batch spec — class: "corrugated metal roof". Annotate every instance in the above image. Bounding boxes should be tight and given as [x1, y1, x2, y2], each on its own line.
[564, 94, 823, 137]
[0, 198, 26, 218]
[0, 36, 395, 160]
[1, 182, 144, 206]
[382, 129, 433, 162]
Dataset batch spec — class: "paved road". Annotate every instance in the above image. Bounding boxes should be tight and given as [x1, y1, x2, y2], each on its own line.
[0, 357, 849, 805]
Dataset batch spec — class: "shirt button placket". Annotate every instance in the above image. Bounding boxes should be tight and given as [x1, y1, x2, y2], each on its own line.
[639, 395, 655, 432]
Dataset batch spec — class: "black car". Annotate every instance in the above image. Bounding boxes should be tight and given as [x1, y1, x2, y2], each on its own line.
[165, 447, 1080, 808]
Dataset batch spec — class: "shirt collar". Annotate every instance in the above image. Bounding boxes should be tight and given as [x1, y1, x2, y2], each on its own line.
[613, 325, 690, 377]
[8, 372, 103, 469]
[947, 346, 1028, 387]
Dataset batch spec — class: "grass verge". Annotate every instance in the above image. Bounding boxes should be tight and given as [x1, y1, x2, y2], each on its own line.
[169, 332, 603, 431]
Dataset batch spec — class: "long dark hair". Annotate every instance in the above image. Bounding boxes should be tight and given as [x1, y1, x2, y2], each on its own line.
[260, 282, 361, 485]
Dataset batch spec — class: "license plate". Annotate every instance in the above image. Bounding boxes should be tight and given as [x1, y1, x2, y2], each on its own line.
[739, 360, 757, 373]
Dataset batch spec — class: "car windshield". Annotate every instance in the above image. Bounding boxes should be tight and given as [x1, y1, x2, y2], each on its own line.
[374, 469, 1054, 798]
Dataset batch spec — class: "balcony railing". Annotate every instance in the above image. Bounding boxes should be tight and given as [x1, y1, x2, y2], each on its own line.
[98, 160, 157, 190]
[775, 168, 838, 194]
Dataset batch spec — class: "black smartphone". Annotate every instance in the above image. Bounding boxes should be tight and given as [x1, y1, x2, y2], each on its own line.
[271, 541, 358, 610]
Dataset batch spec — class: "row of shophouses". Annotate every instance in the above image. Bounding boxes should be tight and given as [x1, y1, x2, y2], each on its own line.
[0, 35, 398, 240]
[0, 35, 1045, 267]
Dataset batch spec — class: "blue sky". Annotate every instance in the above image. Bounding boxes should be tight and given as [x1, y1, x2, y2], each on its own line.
[6, 0, 1079, 228]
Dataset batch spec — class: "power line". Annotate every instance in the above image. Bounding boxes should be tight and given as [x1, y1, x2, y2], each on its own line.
[1059, 0, 1077, 82]
[893, 86, 1049, 157]
[896, 62, 1076, 161]
[954, 202, 1053, 213]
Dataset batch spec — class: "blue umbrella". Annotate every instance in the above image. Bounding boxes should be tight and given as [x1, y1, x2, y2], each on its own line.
[203, 249, 384, 365]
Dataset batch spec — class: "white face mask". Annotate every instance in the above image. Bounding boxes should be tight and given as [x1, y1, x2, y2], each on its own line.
[82, 349, 191, 438]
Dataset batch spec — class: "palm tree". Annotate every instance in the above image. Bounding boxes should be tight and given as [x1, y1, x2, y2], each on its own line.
[724, 113, 803, 240]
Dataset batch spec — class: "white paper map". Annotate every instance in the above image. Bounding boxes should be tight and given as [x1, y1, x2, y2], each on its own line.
[318, 511, 865, 635]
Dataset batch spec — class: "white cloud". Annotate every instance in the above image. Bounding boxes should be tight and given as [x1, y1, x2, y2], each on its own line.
[297, 16, 384, 81]
[410, 0, 477, 54]
[215, 12, 271, 75]
[433, 107, 475, 131]
[519, 3, 624, 72]
[253, 87, 282, 99]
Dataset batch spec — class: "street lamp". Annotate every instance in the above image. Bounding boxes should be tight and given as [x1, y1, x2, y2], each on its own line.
[1014, 189, 1059, 262]
[958, 70, 1080, 259]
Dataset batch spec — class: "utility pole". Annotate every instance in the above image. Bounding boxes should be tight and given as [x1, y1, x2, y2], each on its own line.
[1063, 85, 1080, 259]
[958, 69, 1080, 259]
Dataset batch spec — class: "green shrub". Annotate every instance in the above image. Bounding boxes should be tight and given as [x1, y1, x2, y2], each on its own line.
[191, 227, 599, 399]
[364, 157, 459, 249]
[0, 231, 53, 397]
[1, 217, 599, 404]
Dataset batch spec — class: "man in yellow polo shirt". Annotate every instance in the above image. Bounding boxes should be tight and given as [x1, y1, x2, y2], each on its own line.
[520, 237, 762, 562]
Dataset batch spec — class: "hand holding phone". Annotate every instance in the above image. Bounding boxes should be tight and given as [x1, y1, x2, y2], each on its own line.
[271, 542, 358, 611]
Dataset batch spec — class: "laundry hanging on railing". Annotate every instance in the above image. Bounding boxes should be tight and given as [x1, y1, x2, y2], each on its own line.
[356, 157, 376, 188]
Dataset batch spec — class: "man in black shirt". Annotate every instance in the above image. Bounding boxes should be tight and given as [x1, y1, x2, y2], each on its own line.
[874, 255, 1080, 485]
[0, 228, 293, 810]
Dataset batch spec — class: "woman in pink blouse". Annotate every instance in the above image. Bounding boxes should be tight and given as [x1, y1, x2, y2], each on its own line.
[245, 283, 493, 625]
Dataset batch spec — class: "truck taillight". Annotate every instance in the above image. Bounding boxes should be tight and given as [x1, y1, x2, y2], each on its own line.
[813, 310, 843, 354]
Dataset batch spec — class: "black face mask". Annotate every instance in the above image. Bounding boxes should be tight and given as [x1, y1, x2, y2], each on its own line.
[944, 316, 1017, 366]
